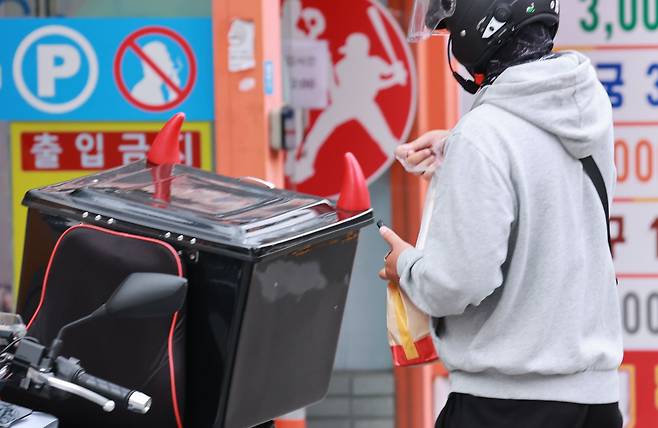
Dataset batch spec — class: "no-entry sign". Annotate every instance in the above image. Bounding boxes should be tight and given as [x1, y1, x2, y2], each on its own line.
[114, 26, 197, 112]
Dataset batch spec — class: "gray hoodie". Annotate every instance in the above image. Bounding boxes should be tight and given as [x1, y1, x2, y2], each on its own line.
[397, 51, 624, 404]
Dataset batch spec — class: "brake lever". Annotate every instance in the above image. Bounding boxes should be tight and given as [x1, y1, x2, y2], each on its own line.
[27, 368, 115, 412]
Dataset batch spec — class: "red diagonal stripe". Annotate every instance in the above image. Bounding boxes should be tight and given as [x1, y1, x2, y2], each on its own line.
[128, 40, 183, 96]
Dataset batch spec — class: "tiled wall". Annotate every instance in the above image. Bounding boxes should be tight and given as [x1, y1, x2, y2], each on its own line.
[307, 370, 395, 428]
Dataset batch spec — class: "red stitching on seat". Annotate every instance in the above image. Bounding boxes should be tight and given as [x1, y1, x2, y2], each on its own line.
[26, 224, 184, 428]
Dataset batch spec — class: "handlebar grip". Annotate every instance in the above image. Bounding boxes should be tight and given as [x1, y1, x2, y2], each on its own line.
[74, 372, 151, 414]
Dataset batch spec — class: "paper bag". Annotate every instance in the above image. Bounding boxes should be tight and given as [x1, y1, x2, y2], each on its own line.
[387, 282, 438, 366]
[387, 179, 439, 366]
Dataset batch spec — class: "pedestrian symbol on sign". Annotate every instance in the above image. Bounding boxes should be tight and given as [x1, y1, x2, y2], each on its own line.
[130, 41, 181, 105]
[12, 25, 99, 114]
[114, 26, 197, 112]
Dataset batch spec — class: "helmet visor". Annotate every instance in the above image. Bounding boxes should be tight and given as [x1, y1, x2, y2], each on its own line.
[407, 0, 456, 42]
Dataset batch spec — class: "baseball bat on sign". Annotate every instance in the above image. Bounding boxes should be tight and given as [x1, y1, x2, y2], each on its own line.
[367, 6, 399, 64]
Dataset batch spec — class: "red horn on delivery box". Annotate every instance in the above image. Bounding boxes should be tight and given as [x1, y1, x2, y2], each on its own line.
[148, 112, 185, 166]
[337, 152, 371, 215]
[148, 113, 185, 203]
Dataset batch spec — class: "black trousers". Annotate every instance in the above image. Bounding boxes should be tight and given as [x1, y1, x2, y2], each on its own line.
[436, 393, 623, 428]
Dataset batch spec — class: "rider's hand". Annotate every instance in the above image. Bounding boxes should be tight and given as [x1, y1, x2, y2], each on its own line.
[378, 226, 413, 285]
[395, 130, 449, 181]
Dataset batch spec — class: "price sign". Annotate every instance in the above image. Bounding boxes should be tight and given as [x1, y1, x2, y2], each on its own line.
[557, 0, 658, 46]
[614, 126, 658, 200]
[619, 279, 658, 349]
[612, 202, 658, 274]
[583, 47, 658, 122]
[559, 2, 658, 427]
[619, 352, 658, 426]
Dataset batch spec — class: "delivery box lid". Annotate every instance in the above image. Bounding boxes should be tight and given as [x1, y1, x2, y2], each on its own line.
[23, 162, 372, 258]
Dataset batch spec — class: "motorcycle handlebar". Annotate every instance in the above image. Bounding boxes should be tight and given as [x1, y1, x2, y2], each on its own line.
[53, 357, 151, 414]
[4, 318, 153, 415]
[72, 371, 151, 414]
[41, 373, 115, 412]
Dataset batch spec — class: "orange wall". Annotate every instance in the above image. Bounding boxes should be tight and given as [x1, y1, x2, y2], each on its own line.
[212, 2, 460, 426]
[212, 0, 285, 186]
[387, 1, 460, 427]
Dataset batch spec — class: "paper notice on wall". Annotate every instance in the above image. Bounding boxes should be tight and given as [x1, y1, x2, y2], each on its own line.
[228, 19, 256, 72]
[284, 39, 330, 109]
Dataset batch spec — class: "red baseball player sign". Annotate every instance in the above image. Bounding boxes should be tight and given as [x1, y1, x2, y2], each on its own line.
[114, 26, 197, 112]
[282, 0, 417, 197]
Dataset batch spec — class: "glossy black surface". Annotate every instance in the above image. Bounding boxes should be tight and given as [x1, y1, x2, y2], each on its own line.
[13, 217, 184, 428]
[185, 250, 244, 427]
[224, 232, 359, 427]
[18, 163, 373, 427]
[22, 161, 369, 258]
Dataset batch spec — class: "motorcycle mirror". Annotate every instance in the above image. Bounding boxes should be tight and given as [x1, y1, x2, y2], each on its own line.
[48, 273, 187, 362]
[104, 273, 187, 319]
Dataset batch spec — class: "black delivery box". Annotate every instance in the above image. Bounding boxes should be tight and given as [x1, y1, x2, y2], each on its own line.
[15, 140, 373, 427]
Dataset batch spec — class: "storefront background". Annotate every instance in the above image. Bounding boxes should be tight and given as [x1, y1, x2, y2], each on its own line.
[0, 0, 394, 372]
[0, 122, 11, 311]
[5, 1, 653, 427]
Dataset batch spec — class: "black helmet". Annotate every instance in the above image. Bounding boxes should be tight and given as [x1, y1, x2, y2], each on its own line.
[444, 0, 559, 71]
[409, 0, 560, 73]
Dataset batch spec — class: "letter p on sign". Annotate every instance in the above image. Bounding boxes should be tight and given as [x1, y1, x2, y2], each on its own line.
[37, 44, 81, 97]
[13, 25, 98, 114]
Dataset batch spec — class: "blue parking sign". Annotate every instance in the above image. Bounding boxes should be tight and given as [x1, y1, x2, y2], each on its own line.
[0, 18, 213, 120]
[12, 24, 99, 114]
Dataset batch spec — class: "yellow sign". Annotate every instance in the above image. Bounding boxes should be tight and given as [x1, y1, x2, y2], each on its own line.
[10, 121, 213, 293]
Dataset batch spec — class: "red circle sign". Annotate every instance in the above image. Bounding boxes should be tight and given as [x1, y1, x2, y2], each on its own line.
[284, 0, 417, 197]
[114, 26, 197, 112]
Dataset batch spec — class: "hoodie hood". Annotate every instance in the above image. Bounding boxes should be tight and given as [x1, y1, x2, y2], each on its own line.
[473, 51, 612, 160]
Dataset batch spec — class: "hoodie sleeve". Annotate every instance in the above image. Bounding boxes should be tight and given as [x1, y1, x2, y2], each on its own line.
[397, 133, 517, 318]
